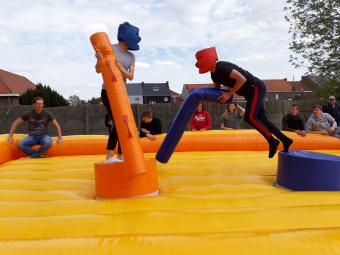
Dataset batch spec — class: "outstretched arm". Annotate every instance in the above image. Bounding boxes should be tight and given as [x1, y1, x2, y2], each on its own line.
[7, 118, 24, 143]
[51, 119, 63, 144]
[327, 115, 337, 133]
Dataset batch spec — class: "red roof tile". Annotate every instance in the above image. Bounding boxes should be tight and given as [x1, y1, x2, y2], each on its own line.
[289, 81, 311, 92]
[262, 79, 293, 92]
[0, 69, 35, 94]
[0, 79, 11, 93]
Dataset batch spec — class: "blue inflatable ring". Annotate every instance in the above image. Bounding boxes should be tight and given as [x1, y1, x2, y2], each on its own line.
[276, 150, 340, 191]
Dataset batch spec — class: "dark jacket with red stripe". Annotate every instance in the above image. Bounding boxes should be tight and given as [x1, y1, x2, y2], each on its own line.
[211, 61, 263, 99]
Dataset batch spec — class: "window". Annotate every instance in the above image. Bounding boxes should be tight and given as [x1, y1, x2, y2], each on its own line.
[135, 97, 140, 101]
[164, 97, 169, 102]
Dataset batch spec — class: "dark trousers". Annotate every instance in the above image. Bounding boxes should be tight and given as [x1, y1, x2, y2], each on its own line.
[244, 82, 288, 142]
[101, 89, 122, 153]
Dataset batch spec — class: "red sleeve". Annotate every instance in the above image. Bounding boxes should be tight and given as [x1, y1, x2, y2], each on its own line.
[189, 114, 195, 130]
[205, 111, 212, 130]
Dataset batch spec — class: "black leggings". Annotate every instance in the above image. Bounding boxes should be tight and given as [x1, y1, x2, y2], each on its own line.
[101, 89, 122, 153]
[243, 82, 288, 143]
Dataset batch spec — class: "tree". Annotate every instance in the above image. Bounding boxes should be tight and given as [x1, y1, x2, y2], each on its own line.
[284, 0, 340, 78]
[68, 95, 84, 106]
[87, 97, 102, 104]
[314, 79, 340, 99]
[19, 83, 68, 107]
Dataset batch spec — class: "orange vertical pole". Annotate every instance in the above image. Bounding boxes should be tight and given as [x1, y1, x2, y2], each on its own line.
[90, 32, 158, 199]
[90, 32, 145, 176]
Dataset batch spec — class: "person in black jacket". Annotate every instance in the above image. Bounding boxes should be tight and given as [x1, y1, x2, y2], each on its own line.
[195, 47, 293, 158]
[140, 111, 162, 140]
[322, 95, 340, 135]
[282, 104, 306, 136]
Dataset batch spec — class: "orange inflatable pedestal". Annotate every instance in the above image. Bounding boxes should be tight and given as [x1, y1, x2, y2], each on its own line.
[90, 32, 159, 199]
[95, 159, 158, 198]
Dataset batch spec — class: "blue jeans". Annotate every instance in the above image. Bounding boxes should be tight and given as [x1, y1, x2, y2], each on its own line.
[17, 135, 52, 157]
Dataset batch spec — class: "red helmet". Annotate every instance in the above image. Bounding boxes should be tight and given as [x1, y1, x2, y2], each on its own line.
[195, 47, 218, 74]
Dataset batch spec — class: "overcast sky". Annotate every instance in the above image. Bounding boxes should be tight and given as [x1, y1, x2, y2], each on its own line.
[0, 0, 307, 100]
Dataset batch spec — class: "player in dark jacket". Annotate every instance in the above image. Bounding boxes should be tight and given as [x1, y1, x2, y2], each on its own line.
[195, 47, 293, 158]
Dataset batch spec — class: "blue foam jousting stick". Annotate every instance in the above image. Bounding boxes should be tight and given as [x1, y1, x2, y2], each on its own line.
[156, 87, 231, 163]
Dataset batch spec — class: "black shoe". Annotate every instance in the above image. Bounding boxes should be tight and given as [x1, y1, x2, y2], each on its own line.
[282, 138, 293, 152]
[268, 139, 280, 158]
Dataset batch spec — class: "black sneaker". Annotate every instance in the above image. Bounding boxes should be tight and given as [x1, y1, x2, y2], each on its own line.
[282, 138, 293, 152]
[268, 139, 280, 158]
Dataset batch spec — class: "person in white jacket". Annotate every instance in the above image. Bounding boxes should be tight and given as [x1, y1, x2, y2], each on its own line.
[305, 104, 337, 136]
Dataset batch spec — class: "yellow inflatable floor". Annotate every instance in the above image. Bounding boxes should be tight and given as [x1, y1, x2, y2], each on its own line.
[1, 150, 340, 254]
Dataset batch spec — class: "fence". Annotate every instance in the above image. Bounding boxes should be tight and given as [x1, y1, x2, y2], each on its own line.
[0, 100, 322, 136]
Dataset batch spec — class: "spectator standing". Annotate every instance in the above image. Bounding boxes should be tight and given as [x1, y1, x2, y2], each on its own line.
[322, 95, 340, 135]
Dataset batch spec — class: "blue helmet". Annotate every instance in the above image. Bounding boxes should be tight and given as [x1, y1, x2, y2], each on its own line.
[117, 22, 141, 51]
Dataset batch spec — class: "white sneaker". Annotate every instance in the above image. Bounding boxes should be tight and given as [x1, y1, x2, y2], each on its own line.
[103, 157, 123, 164]
[117, 155, 124, 161]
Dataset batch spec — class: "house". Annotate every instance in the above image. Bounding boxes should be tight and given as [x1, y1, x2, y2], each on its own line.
[288, 79, 314, 100]
[142, 82, 171, 104]
[126, 82, 171, 104]
[170, 90, 182, 103]
[263, 79, 313, 100]
[126, 83, 143, 104]
[0, 69, 36, 105]
[182, 78, 314, 101]
[262, 79, 293, 100]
